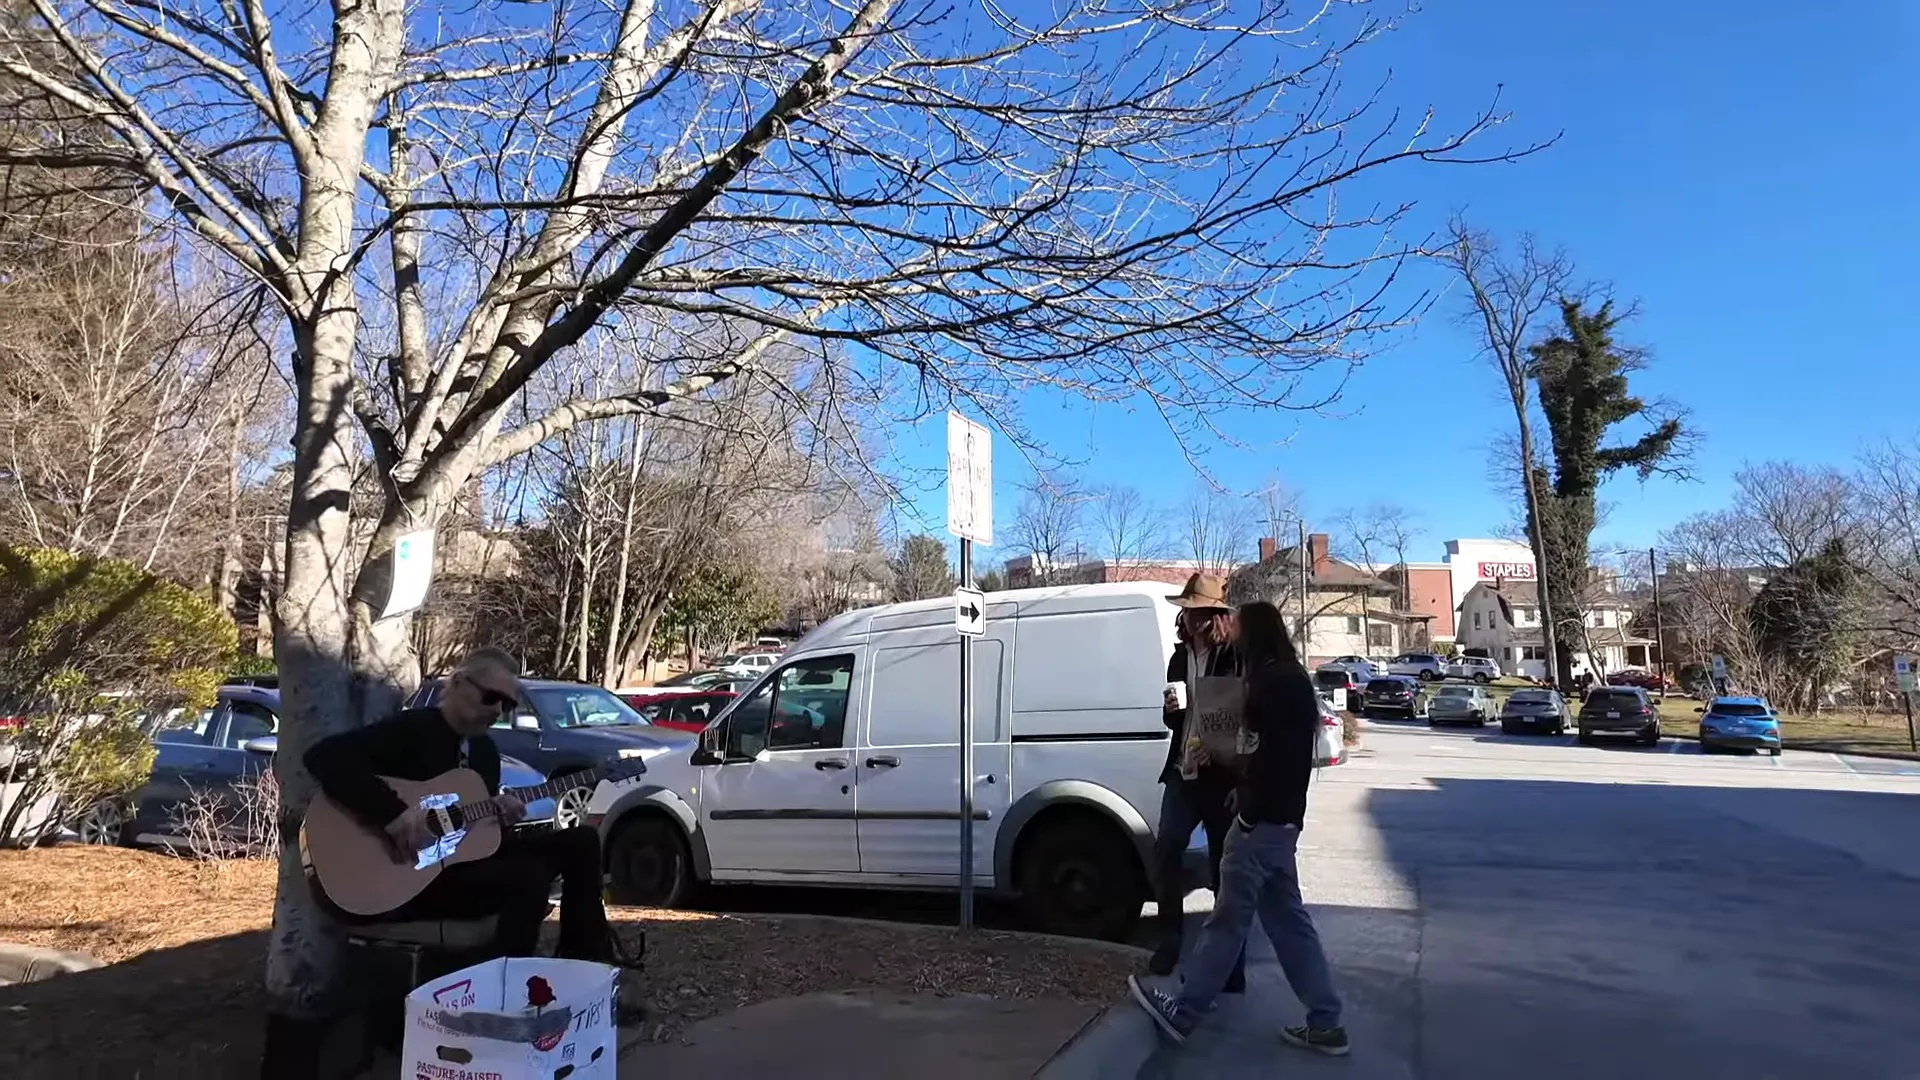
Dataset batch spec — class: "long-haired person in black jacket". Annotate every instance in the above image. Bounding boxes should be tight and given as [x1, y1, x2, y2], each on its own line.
[1150, 574, 1245, 992]
[1130, 600, 1350, 1058]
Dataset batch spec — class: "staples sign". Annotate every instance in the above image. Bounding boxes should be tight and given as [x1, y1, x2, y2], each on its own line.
[1477, 561, 1535, 581]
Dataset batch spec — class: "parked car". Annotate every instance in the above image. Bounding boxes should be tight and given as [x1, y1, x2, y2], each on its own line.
[1577, 686, 1662, 746]
[409, 678, 695, 827]
[586, 580, 1215, 941]
[621, 690, 737, 733]
[1315, 695, 1346, 768]
[1426, 684, 1496, 727]
[1446, 656, 1502, 683]
[1499, 688, 1570, 735]
[752, 637, 787, 649]
[652, 669, 758, 693]
[715, 652, 777, 676]
[1317, 655, 1380, 683]
[1697, 696, 1781, 756]
[1312, 666, 1366, 705]
[83, 686, 559, 847]
[1388, 652, 1448, 681]
[1359, 676, 1428, 719]
[1607, 669, 1669, 693]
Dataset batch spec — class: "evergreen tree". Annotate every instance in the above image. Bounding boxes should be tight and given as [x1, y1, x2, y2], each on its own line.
[888, 533, 956, 601]
[1529, 300, 1685, 683]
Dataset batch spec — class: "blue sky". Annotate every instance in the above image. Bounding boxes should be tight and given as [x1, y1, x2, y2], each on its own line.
[883, 0, 1918, 566]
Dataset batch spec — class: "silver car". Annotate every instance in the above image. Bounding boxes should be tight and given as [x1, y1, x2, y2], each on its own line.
[1427, 684, 1496, 727]
[1499, 688, 1569, 735]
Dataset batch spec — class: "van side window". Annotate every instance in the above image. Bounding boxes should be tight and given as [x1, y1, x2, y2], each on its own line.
[726, 654, 855, 757]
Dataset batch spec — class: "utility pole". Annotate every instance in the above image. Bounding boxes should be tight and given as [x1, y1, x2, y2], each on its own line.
[1647, 547, 1665, 686]
[1298, 518, 1309, 649]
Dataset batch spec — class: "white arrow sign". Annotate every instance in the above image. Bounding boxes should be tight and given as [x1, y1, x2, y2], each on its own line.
[954, 587, 985, 637]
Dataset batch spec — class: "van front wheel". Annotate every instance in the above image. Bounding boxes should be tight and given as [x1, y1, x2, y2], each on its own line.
[1016, 815, 1142, 942]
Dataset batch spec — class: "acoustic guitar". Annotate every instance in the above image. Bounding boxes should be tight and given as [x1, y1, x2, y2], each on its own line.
[302, 760, 644, 916]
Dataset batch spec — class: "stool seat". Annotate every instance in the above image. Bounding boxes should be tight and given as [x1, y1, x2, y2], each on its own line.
[347, 916, 499, 951]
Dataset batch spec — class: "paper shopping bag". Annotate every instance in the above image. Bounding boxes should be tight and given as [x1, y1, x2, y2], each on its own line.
[1178, 673, 1247, 778]
[404, 956, 618, 1080]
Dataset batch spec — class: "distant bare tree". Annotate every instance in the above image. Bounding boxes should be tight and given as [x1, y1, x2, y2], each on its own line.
[1855, 439, 1920, 648]
[1180, 484, 1255, 577]
[1092, 485, 1167, 571]
[1009, 473, 1088, 585]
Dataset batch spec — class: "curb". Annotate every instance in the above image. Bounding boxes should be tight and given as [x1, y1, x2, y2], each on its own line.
[0, 942, 103, 986]
[640, 908, 1152, 961]
[1032, 999, 1157, 1078]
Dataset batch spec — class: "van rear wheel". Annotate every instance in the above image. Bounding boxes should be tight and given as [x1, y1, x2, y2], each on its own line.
[1016, 815, 1142, 942]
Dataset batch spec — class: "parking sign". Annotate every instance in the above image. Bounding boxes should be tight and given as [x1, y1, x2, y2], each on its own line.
[1898, 654, 1914, 694]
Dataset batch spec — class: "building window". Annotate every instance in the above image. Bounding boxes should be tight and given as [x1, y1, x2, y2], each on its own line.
[1346, 616, 1361, 634]
[1367, 624, 1393, 649]
[1522, 646, 1545, 661]
[1473, 611, 1483, 630]
[1597, 609, 1610, 627]
[1518, 607, 1535, 624]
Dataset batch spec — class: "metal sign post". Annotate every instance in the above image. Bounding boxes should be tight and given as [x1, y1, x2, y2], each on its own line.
[1897, 655, 1915, 753]
[947, 413, 992, 930]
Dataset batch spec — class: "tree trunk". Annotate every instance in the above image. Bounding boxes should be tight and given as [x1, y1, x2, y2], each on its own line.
[600, 419, 646, 687]
[1516, 420, 1562, 688]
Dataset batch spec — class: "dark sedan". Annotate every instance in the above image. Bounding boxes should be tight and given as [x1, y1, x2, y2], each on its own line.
[411, 677, 695, 827]
[1500, 688, 1570, 735]
[1359, 677, 1427, 719]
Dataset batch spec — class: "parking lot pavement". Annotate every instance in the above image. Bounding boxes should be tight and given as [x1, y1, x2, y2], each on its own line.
[1128, 722, 1920, 1078]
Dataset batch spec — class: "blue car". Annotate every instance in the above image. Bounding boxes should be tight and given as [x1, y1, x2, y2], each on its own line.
[77, 685, 556, 847]
[1697, 696, 1782, 756]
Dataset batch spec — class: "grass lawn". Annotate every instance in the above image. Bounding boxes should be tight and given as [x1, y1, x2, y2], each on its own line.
[0, 846, 1140, 1079]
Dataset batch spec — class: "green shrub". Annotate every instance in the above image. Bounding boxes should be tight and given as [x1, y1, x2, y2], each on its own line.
[0, 545, 234, 843]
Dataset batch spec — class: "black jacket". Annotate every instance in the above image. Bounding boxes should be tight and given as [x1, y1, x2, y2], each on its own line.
[304, 707, 502, 829]
[1234, 660, 1319, 828]
[1161, 641, 1242, 787]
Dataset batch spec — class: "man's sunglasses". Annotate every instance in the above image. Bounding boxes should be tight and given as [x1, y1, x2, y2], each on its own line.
[463, 678, 517, 710]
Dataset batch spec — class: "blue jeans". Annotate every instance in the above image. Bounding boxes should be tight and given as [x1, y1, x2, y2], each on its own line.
[1176, 820, 1343, 1029]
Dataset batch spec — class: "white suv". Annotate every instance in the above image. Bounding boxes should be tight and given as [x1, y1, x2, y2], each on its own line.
[1445, 656, 1502, 683]
[586, 581, 1209, 940]
[1388, 652, 1448, 681]
[1317, 655, 1379, 682]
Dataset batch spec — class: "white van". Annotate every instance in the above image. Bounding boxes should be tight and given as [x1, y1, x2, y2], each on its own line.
[585, 581, 1203, 939]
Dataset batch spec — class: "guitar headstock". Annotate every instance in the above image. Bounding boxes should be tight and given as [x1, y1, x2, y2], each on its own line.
[604, 758, 648, 785]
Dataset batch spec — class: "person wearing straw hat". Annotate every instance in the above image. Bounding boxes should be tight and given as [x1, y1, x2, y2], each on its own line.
[1149, 573, 1247, 992]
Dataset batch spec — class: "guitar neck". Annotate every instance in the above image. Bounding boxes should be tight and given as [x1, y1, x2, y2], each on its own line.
[460, 766, 604, 824]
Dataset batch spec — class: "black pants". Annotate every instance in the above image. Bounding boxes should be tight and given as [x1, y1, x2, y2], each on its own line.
[1152, 778, 1244, 977]
[379, 825, 610, 960]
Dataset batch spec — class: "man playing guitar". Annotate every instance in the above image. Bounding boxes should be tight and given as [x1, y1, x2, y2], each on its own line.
[304, 647, 614, 962]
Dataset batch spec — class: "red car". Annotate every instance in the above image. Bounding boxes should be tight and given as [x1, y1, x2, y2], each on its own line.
[620, 690, 736, 732]
[1605, 669, 1668, 692]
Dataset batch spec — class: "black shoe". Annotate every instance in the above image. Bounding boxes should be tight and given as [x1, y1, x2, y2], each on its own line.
[1147, 941, 1180, 977]
[1280, 1024, 1351, 1057]
[1222, 969, 1246, 994]
[1127, 975, 1197, 1045]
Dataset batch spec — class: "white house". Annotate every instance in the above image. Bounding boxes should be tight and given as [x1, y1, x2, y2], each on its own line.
[1454, 578, 1656, 681]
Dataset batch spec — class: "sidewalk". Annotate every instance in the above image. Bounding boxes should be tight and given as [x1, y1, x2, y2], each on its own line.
[617, 989, 1101, 1079]
[1040, 906, 1421, 1079]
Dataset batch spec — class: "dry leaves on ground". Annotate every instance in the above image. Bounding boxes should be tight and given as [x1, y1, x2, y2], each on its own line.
[0, 846, 1141, 1076]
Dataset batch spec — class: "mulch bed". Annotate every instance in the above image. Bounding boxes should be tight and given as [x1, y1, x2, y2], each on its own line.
[0, 846, 1138, 1078]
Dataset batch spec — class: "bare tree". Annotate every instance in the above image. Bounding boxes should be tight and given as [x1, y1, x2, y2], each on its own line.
[1180, 484, 1255, 577]
[0, 0, 1533, 1030]
[1334, 504, 1422, 651]
[1008, 472, 1088, 585]
[1855, 439, 1920, 649]
[1092, 485, 1167, 572]
[1446, 222, 1573, 685]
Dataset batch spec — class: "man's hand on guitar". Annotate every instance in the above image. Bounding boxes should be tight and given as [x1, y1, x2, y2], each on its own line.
[383, 807, 437, 863]
[490, 794, 526, 826]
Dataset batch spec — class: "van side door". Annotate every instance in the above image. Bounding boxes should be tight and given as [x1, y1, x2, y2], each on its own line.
[701, 653, 861, 877]
[855, 633, 1009, 882]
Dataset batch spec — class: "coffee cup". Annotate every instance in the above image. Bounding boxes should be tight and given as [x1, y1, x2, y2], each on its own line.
[1164, 682, 1187, 711]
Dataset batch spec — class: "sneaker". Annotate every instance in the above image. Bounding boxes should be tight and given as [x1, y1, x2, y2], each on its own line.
[1127, 974, 1197, 1045]
[1147, 941, 1181, 977]
[1280, 1024, 1351, 1057]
